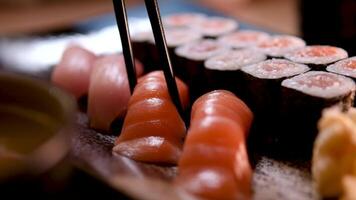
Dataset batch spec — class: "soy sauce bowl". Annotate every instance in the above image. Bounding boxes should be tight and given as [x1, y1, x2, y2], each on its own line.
[0, 72, 76, 181]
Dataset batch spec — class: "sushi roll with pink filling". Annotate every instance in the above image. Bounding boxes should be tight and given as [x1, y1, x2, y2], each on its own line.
[279, 71, 355, 157]
[218, 30, 270, 49]
[254, 35, 306, 58]
[240, 59, 309, 152]
[163, 12, 206, 28]
[191, 16, 238, 38]
[175, 39, 230, 100]
[148, 27, 203, 72]
[131, 31, 158, 72]
[204, 49, 267, 99]
[285, 45, 348, 70]
[327, 57, 356, 79]
[87, 54, 144, 133]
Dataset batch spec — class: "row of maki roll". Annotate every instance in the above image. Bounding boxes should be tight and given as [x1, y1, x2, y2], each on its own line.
[204, 49, 267, 100]
[163, 12, 238, 39]
[175, 39, 230, 100]
[131, 27, 203, 73]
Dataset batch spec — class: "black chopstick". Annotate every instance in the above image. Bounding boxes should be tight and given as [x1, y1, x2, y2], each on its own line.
[112, 0, 137, 94]
[144, 0, 184, 116]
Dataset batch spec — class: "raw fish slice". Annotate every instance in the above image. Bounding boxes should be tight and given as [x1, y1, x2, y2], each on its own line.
[191, 90, 253, 134]
[87, 54, 143, 132]
[175, 167, 250, 200]
[114, 71, 189, 164]
[51, 45, 97, 98]
[113, 136, 181, 164]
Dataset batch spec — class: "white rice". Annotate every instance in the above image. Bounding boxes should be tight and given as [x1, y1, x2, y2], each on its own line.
[217, 30, 270, 49]
[327, 56, 356, 78]
[254, 35, 306, 57]
[175, 39, 230, 61]
[163, 12, 207, 28]
[285, 45, 348, 65]
[281, 71, 355, 99]
[204, 49, 266, 71]
[241, 59, 309, 79]
[131, 31, 154, 42]
[191, 16, 238, 37]
[148, 27, 203, 48]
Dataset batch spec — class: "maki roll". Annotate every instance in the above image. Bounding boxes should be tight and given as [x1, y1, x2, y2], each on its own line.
[204, 49, 267, 99]
[190, 16, 238, 39]
[163, 12, 206, 28]
[285, 45, 348, 70]
[217, 30, 270, 49]
[131, 31, 158, 72]
[240, 59, 309, 151]
[327, 56, 356, 81]
[241, 59, 310, 114]
[175, 39, 230, 100]
[254, 35, 306, 58]
[148, 27, 203, 72]
[279, 71, 355, 157]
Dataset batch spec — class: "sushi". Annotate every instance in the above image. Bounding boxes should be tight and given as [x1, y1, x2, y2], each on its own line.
[190, 16, 238, 38]
[254, 35, 306, 58]
[217, 30, 270, 49]
[175, 90, 253, 200]
[163, 12, 207, 28]
[326, 56, 356, 80]
[204, 49, 267, 99]
[280, 71, 355, 157]
[147, 27, 203, 72]
[113, 71, 189, 164]
[285, 45, 348, 70]
[51, 45, 97, 101]
[240, 59, 309, 153]
[87, 54, 143, 132]
[175, 39, 230, 100]
[131, 31, 158, 72]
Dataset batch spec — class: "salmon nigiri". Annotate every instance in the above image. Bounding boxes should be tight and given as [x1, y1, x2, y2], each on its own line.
[175, 90, 253, 200]
[87, 54, 143, 132]
[113, 71, 189, 164]
[51, 45, 97, 99]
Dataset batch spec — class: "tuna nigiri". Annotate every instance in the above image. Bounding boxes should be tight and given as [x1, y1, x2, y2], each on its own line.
[51, 45, 97, 99]
[113, 71, 189, 164]
[175, 90, 253, 200]
[88, 54, 143, 132]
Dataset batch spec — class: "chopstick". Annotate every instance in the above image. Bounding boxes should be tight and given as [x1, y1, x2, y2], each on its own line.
[112, 0, 137, 94]
[144, 0, 184, 116]
[112, 0, 184, 117]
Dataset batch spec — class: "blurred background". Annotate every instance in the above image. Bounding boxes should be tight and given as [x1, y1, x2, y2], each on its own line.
[0, 0, 354, 42]
[0, 0, 354, 64]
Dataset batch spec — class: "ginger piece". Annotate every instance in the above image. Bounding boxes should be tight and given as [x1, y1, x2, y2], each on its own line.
[312, 107, 356, 198]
